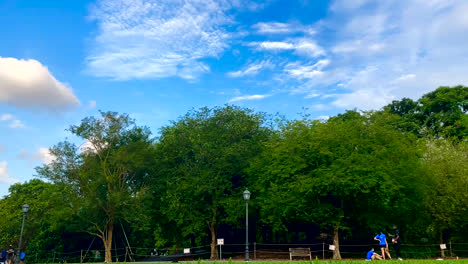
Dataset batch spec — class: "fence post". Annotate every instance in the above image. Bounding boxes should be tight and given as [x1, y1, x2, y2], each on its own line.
[450, 241, 453, 257]
[80, 250, 83, 264]
[52, 251, 56, 264]
[254, 243, 256, 260]
[322, 241, 325, 260]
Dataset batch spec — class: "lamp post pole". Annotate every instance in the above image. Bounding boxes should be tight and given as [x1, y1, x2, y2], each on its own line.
[16, 204, 29, 264]
[243, 189, 251, 262]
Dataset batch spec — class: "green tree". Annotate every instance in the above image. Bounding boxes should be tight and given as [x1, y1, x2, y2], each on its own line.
[422, 139, 468, 256]
[155, 106, 270, 259]
[250, 111, 423, 259]
[36, 111, 154, 262]
[385, 86, 468, 139]
[0, 179, 71, 260]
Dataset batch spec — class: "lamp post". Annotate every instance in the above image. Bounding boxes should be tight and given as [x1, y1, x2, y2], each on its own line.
[243, 189, 251, 262]
[16, 204, 29, 264]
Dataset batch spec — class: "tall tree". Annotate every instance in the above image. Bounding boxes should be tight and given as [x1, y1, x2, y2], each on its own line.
[156, 106, 270, 259]
[250, 111, 422, 259]
[36, 111, 154, 262]
[422, 139, 468, 256]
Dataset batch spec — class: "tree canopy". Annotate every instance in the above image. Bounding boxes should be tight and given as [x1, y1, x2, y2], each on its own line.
[1, 86, 467, 262]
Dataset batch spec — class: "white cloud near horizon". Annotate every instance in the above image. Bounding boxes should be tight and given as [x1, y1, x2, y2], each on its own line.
[17, 148, 56, 165]
[0, 161, 19, 184]
[229, 94, 270, 102]
[86, 0, 238, 80]
[0, 57, 80, 111]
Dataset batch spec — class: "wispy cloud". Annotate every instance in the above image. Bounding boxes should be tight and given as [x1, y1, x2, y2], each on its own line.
[229, 94, 270, 102]
[252, 22, 316, 35]
[0, 114, 13, 121]
[86, 0, 238, 80]
[8, 120, 26, 129]
[88, 100, 97, 109]
[0, 113, 27, 129]
[249, 39, 324, 57]
[227, 60, 273, 78]
[284, 60, 330, 79]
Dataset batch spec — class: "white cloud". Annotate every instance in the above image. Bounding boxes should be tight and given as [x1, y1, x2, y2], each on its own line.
[294, 39, 325, 57]
[279, 0, 468, 110]
[253, 41, 295, 50]
[0, 114, 27, 129]
[395, 74, 416, 82]
[17, 148, 56, 165]
[229, 94, 270, 102]
[0, 161, 19, 184]
[0, 114, 13, 121]
[284, 60, 330, 79]
[252, 22, 316, 35]
[317, 115, 330, 120]
[0, 57, 80, 111]
[89, 100, 97, 109]
[33, 148, 56, 165]
[86, 0, 239, 80]
[8, 120, 26, 129]
[227, 60, 273, 78]
[250, 39, 325, 58]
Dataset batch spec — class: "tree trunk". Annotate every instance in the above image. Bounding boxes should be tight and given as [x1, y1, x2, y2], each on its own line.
[440, 231, 445, 258]
[209, 223, 218, 260]
[332, 226, 342, 260]
[103, 221, 114, 263]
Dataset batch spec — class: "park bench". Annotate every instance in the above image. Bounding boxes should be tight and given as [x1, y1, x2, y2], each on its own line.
[289, 248, 312, 261]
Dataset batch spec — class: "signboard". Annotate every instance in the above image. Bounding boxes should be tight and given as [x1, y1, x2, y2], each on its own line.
[440, 244, 447, 250]
[184, 248, 190, 254]
[329, 245, 336, 251]
[217, 238, 224, 245]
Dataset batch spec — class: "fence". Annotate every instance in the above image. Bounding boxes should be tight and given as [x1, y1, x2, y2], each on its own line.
[29, 242, 468, 263]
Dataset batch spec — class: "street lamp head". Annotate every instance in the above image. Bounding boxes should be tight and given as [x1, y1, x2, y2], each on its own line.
[243, 189, 251, 201]
[22, 203, 29, 213]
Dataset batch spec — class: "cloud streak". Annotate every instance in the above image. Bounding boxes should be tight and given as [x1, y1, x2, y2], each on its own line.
[227, 60, 273, 78]
[229, 94, 270, 102]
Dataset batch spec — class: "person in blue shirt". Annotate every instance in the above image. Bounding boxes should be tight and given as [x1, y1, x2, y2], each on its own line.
[374, 231, 392, 260]
[366, 248, 382, 261]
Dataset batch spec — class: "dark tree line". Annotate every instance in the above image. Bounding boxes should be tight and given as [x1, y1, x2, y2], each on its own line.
[0, 86, 466, 262]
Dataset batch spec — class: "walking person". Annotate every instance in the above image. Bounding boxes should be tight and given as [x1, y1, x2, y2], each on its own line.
[374, 231, 392, 260]
[389, 225, 403, 260]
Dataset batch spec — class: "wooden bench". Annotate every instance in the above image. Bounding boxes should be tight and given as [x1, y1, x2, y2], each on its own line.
[289, 248, 312, 261]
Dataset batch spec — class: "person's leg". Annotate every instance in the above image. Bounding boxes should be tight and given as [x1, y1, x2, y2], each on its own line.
[374, 253, 383, 260]
[381, 247, 386, 260]
[386, 247, 392, 259]
[395, 243, 401, 258]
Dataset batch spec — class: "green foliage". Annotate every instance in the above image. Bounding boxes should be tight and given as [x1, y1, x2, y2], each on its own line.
[1, 86, 466, 261]
[154, 105, 270, 258]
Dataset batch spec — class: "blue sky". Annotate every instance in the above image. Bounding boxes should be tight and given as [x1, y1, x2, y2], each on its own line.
[1, 0, 468, 196]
